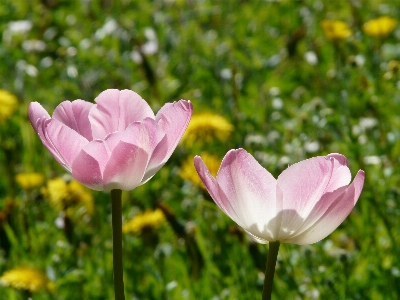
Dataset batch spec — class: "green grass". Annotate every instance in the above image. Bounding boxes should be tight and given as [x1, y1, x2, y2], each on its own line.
[1, 0, 400, 299]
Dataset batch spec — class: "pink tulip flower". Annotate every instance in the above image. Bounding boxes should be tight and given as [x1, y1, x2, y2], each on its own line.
[194, 149, 365, 245]
[29, 89, 192, 191]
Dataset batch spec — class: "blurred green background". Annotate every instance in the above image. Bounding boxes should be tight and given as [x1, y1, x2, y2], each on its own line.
[1, 0, 400, 299]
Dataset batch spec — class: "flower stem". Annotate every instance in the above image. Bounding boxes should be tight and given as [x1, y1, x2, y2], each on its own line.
[262, 241, 280, 300]
[111, 189, 125, 300]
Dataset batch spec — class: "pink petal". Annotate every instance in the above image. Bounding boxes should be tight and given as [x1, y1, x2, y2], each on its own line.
[198, 149, 278, 241]
[277, 156, 351, 224]
[155, 100, 192, 162]
[71, 140, 106, 190]
[287, 170, 365, 244]
[89, 89, 155, 140]
[41, 118, 89, 171]
[102, 142, 149, 191]
[327, 153, 348, 166]
[134, 119, 168, 183]
[52, 100, 94, 140]
[102, 119, 165, 190]
[29, 102, 50, 132]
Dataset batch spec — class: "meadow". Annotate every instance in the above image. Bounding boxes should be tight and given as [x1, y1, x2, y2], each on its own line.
[1, 0, 400, 299]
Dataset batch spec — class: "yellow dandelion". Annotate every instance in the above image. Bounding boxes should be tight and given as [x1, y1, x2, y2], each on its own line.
[42, 177, 93, 216]
[179, 153, 220, 188]
[363, 16, 397, 38]
[182, 113, 234, 146]
[0, 89, 18, 124]
[321, 20, 352, 40]
[0, 267, 54, 293]
[123, 209, 165, 234]
[15, 173, 45, 190]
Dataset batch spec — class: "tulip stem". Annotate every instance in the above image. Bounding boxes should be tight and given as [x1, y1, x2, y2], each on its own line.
[262, 241, 280, 300]
[111, 189, 125, 300]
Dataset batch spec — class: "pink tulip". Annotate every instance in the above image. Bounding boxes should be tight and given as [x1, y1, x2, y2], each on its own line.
[29, 89, 192, 191]
[194, 149, 365, 245]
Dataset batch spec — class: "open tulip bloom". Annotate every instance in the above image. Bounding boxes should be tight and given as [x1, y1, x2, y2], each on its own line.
[29, 89, 192, 300]
[194, 149, 364, 300]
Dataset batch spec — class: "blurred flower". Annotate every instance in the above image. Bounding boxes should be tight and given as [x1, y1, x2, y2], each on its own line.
[182, 113, 233, 146]
[304, 51, 318, 65]
[388, 60, 400, 72]
[22, 40, 46, 52]
[29, 89, 192, 191]
[179, 153, 220, 188]
[7, 20, 32, 34]
[123, 209, 165, 234]
[0, 267, 54, 293]
[42, 177, 94, 216]
[195, 149, 364, 245]
[15, 173, 45, 190]
[384, 60, 400, 79]
[321, 20, 352, 40]
[0, 89, 17, 124]
[141, 27, 158, 55]
[363, 16, 397, 38]
[94, 18, 119, 40]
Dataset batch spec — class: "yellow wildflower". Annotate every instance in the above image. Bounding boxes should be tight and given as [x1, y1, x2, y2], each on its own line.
[123, 209, 165, 234]
[182, 113, 234, 146]
[0, 267, 54, 293]
[0, 89, 17, 124]
[179, 153, 220, 188]
[42, 177, 94, 216]
[363, 16, 397, 37]
[15, 173, 45, 190]
[321, 20, 352, 40]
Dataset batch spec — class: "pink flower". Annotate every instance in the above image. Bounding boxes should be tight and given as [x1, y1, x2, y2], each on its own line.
[29, 89, 192, 191]
[194, 149, 365, 245]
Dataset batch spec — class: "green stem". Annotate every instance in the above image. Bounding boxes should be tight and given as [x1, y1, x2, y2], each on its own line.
[262, 241, 281, 300]
[111, 189, 125, 300]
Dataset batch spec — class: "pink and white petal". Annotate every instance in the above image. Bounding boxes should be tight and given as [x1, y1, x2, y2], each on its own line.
[29, 102, 50, 132]
[215, 149, 277, 236]
[42, 118, 89, 171]
[244, 230, 269, 244]
[102, 141, 149, 191]
[52, 100, 93, 140]
[71, 142, 106, 190]
[324, 155, 352, 194]
[155, 100, 192, 162]
[89, 89, 155, 139]
[194, 155, 240, 222]
[277, 156, 348, 220]
[286, 170, 365, 245]
[326, 153, 348, 166]
[276, 155, 351, 241]
[280, 185, 347, 242]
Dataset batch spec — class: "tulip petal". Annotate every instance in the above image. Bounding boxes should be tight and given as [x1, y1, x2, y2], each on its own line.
[89, 89, 155, 139]
[287, 170, 365, 244]
[41, 118, 89, 171]
[71, 140, 106, 190]
[102, 142, 149, 191]
[102, 119, 164, 190]
[52, 100, 93, 140]
[194, 155, 237, 219]
[277, 156, 351, 233]
[156, 100, 192, 162]
[29, 102, 50, 132]
[199, 149, 278, 241]
[327, 153, 348, 166]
